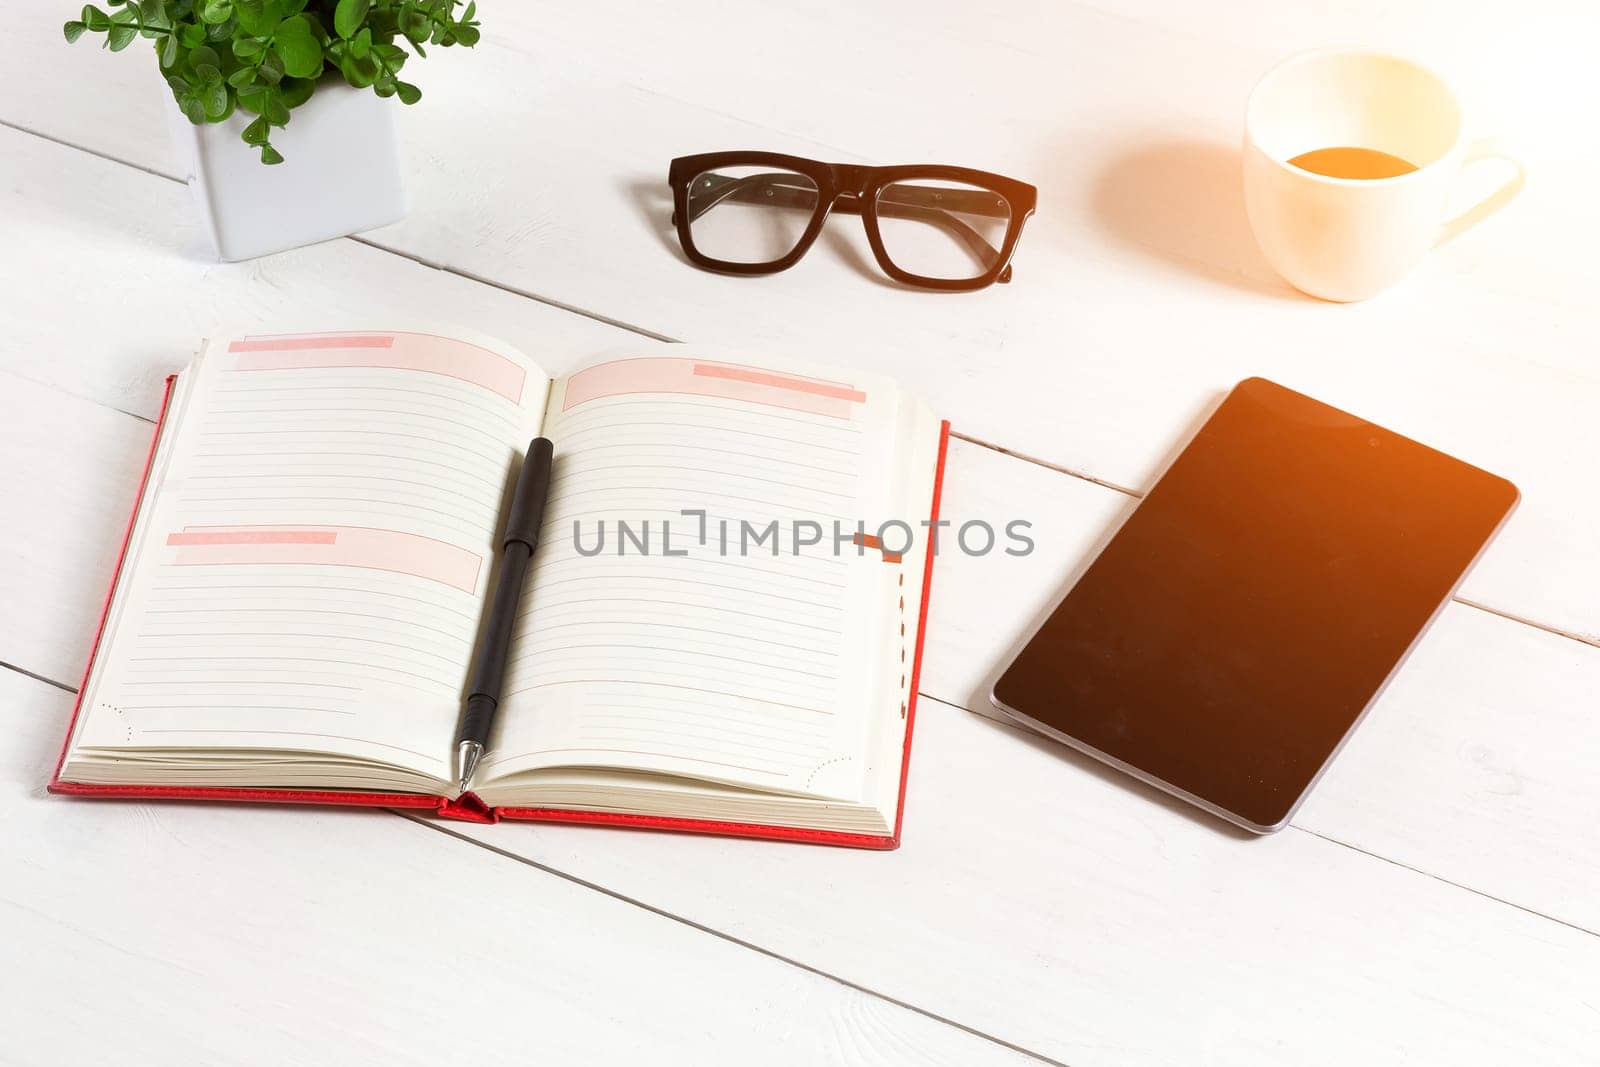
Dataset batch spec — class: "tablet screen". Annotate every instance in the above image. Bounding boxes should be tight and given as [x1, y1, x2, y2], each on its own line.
[992, 378, 1518, 831]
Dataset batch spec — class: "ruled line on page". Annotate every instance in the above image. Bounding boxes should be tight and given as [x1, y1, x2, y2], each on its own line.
[559, 441, 858, 476]
[551, 461, 853, 499]
[528, 575, 851, 617]
[506, 642, 834, 679]
[557, 419, 862, 455]
[495, 614, 836, 656]
[139, 728, 440, 763]
[150, 581, 477, 621]
[121, 703, 358, 717]
[203, 410, 516, 452]
[198, 426, 512, 466]
[508, 660, 830, 703]
[143, 605, 471, 643]
[484, 746, 792, 776]
[134, 632, 464, 664]
[504, 679, 831, 716]
[212, 385, 525, 428]
[526, 597, 840, 634]
[187, 454, 506, 494]
[534, 552, 848, 592]
[546, 394, 865, 434]
[586, 690, 828, 724]
[185, 470, 502, 507]
[574, 727, 819, 767]
[581, 715, 827, 754]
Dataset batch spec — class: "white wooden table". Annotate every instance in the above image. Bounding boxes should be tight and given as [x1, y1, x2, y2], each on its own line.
[3, 3, 1597, 1063]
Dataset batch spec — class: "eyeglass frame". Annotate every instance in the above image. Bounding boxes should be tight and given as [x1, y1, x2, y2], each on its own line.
[668, 151, 1038, 292]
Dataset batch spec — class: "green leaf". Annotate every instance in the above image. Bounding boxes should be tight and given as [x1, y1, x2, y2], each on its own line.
[401, 9, 429, 43]
[227, 66, 257, 88]
[395, 80, 421, 105]
[464, 1, 476, 19]
[233, 36, 264, 56]
[237, 84, 268, 113]
[81, 5, 112, 31]
[179, 93, 206, 124]
[260, 144, 285, 165]
[188, 44, 221, 70]
[160, 31, 179, 67]
[200, 80, 229, 119]
[272, 14, 323, 78]
[179, 22, 206, 46]
[334, 0, 370, 39]
[373, 77, 396, 98]
[277, 76, 316, 108]
[339, 50, 380, 88]
[234, 0, 282, 36]
[241, 115, 271, 145]
[139, 0, 164, 19]
[373, 41, 405, 66]
[264, 96, 291, 124]
[452, 24, 478, 46]
[62, 20, 87, 43]
[193, 63, 222, 87]
[257, 48, 285, 83]
[350, 26, 371, 58]
[200, 0, 234, 25]
[106, 22, 139, 50]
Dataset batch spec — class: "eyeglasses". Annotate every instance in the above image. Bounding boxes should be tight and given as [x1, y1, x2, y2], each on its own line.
[668, 152, 1038, 292]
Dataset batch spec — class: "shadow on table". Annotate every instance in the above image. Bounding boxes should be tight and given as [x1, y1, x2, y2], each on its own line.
[965, 707, 1263, 841]
[1090, 138, 1299, 301]
[956, 387, 1262, 840]
[622, 176, 683, 264]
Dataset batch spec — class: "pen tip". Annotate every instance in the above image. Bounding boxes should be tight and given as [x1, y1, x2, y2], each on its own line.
[456, 740, 482, 795]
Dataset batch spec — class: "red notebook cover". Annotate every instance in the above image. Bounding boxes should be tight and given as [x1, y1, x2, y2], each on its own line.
[49, 375, 950, 849]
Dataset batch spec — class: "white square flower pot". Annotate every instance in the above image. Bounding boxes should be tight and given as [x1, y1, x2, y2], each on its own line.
[166, 78, 407, 261]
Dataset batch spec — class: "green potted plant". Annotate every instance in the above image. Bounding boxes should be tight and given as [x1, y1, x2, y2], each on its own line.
[65, 0, 481, 260]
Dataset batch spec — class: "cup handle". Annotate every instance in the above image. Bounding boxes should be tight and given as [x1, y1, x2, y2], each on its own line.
[1436, 138, 1526, 246]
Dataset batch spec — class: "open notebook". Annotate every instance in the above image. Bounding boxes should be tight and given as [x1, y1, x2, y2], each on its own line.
[51, 330, 948, 848]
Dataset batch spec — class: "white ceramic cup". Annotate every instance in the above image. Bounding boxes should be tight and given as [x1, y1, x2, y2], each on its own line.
[1243, 48, 1524, 302]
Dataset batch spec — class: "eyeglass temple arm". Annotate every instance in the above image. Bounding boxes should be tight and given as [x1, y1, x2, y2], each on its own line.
[678, 173, 1013, 281]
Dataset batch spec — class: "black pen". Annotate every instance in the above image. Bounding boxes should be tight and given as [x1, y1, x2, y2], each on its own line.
[456, 437, 555, 793]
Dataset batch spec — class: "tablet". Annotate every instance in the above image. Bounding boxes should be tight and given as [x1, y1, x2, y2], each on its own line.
[991, 378, 1518, 833]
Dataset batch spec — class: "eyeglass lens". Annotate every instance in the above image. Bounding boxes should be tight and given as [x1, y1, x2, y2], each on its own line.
[875, 179, 1012, 281]
[687, 166, 821, 265]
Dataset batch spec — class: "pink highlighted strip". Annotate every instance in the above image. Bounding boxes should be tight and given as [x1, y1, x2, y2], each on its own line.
[563, 357, 866, 419]
[692, 363, 867, 403]
[227, 332, 526, 404]
[228, 335, 394, 352]
[167, 530, 337, 546]
[165, 525, 482, 594]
